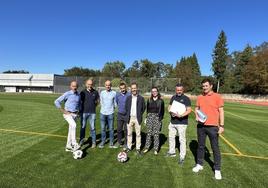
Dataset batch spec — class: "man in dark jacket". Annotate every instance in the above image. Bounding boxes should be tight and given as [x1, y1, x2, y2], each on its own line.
[79, 79, 99, 148]
[125, 82, 146, 155]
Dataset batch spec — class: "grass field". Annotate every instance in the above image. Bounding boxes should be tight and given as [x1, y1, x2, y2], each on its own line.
[0, 93, 267, 188]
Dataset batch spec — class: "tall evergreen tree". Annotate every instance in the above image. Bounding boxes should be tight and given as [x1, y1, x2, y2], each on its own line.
[192, 53, 201, 76]
[191, 53, 202, 93]
[236, 45, 254, 93]
[174, 54, 201, 93]
[212, 30, 228, 88]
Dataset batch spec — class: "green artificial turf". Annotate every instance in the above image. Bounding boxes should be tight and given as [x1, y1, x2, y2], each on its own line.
[0, 93, 267, 188]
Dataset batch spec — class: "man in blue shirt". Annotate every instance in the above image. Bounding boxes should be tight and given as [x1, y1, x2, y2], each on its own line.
[54, 81, 81, 152]
[99, 80, 117, 148]
[79, 79, 99, 148]
[115, 82, 130, 148]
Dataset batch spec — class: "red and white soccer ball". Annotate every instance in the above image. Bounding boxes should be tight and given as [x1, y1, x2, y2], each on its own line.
[117, 151, 128, 163]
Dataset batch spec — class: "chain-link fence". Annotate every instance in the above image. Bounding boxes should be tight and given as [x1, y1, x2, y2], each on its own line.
[54, 75, 181, 94]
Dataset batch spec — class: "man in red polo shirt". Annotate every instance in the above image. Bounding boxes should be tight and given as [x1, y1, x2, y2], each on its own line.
[192, 78, 224, 180]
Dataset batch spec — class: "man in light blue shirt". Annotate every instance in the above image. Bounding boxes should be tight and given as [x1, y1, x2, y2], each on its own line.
[54, 81, 81, 152]
[99, 80, 117, 148]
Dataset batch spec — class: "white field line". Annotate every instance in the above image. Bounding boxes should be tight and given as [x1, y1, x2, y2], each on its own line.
[225, 110, 268, 121]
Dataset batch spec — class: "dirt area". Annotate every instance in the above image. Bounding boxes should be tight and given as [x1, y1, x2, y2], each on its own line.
[237, 100, 268, 107]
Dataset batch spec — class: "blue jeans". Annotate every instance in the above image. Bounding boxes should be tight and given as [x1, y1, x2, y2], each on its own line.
[100, 113, 114, 145]
[80, 113, 96, 144]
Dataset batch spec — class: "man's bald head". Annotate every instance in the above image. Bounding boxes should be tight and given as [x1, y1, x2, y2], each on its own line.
[86, 79, 93, 90]
[105, 80, 112, 91]
[70, 81, 78, 92]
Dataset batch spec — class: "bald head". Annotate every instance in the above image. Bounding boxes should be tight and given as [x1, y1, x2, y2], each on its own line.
[105, 80, 111, 91]
[70, 81, 78, 92]
[86, 79, 93, 90]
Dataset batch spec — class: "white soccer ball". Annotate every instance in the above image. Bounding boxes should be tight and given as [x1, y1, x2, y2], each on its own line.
[117, 151, 128, 163]
[73, 150, 83, 159]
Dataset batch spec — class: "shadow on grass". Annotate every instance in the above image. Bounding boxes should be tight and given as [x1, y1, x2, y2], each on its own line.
[189, 140, 215, 171]
[81, 128, 168, 155]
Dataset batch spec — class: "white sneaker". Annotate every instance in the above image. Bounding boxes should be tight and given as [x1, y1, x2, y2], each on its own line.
[192, 164, 204, 173]
[215, 170, 222, 180]
[72, 143, 81, 151]
[65, 145, 73, 152]
[109, 144, 118, 149]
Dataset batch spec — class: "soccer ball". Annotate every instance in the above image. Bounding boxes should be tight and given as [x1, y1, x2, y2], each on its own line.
[73, 150, 83, 159]
[117, 151, 128, 163]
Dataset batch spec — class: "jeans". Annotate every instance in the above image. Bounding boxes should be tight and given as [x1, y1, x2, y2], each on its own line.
[197, 124, 221, 170]
[80, 113, 96, 144]
[100, 113, 114, 145]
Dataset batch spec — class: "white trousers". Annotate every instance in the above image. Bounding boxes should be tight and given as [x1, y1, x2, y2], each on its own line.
[63, 114, 78, 147]
[168, 123, 187, 159]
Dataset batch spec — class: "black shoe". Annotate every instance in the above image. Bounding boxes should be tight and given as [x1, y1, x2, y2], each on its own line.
[125, 148, 131, 153]
[178, 158, 185, 165]
[136, 150, 142, 156]
[79, 139, 85, 146]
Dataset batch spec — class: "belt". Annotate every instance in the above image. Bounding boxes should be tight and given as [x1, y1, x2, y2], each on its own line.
[68, 111, 78, 113]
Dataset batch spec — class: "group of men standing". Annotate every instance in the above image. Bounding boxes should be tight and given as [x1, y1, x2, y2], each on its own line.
[54, 79, 146, 154]
[54, 78, 224, 180]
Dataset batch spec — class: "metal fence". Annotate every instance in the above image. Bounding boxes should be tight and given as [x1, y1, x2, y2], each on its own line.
[54, 75, 181, 94]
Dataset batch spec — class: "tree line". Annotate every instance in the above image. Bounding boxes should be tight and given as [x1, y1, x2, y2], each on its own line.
[2, 31, 267, 94]
[63, 31, 267, 94]
[212, 31, 268, 94]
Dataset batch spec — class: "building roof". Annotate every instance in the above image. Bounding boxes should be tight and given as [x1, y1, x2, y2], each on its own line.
[0, 74, 54, 87]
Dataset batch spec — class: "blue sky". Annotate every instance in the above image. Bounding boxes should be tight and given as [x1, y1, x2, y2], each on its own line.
[0, 0, 267, 75]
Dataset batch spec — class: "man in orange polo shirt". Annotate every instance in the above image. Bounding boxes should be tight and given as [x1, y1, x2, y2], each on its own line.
[192, 78, 224, 180]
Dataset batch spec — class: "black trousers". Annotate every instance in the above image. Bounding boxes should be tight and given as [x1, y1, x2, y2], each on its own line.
[197, 124, 221, 170]
[117, 113, 127, 145]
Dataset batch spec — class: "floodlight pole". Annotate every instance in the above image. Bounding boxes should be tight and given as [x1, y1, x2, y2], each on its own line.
[217, 80, 220, 93]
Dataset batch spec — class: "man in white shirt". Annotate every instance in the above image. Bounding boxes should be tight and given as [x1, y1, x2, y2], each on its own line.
[125, 83, 146, 155]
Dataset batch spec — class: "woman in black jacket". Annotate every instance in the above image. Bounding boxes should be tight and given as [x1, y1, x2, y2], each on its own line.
[143, 87, 165, 155]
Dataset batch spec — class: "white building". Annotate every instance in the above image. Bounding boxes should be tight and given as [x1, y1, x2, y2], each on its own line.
[0, 74, 54, 93]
